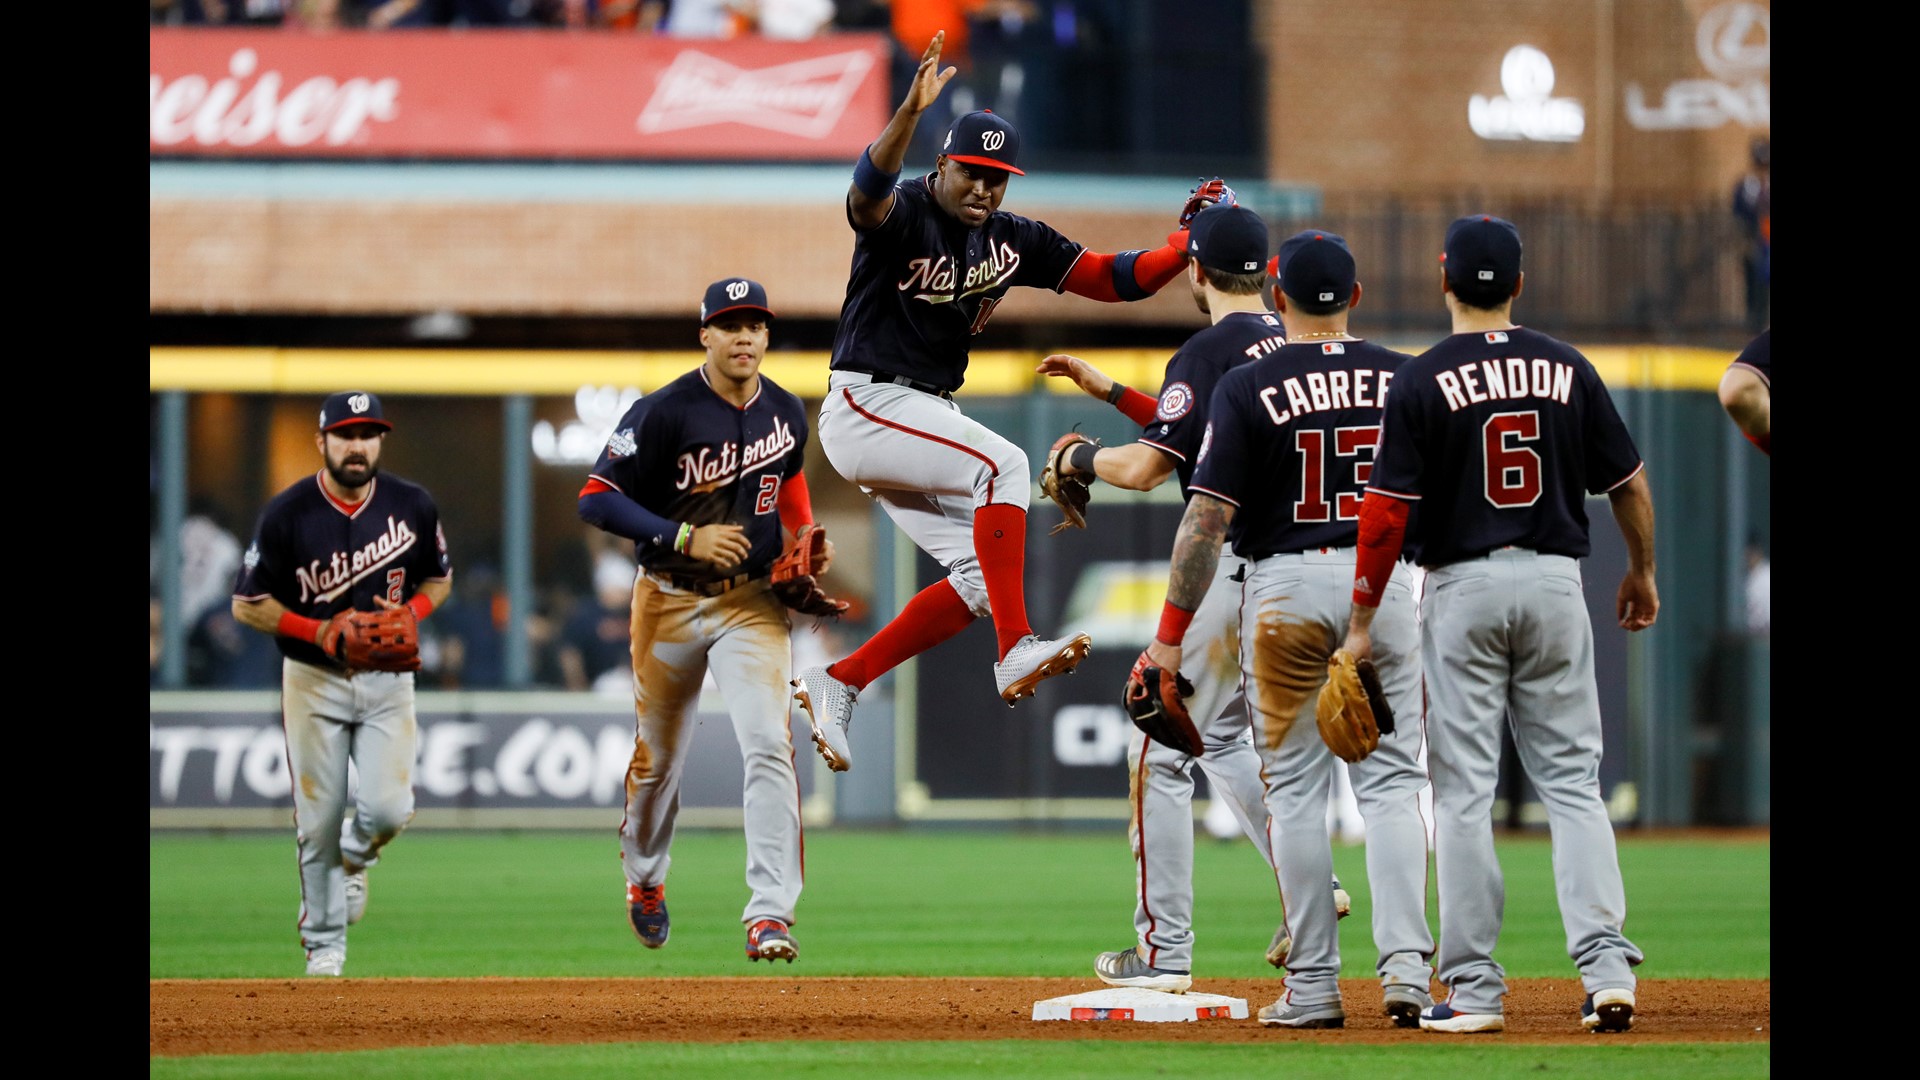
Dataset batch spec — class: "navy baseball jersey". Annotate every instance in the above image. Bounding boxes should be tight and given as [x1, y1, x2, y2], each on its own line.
[830, 175, 1086, 392]
[1730, 328, 1770, 387]
[1139, 310, 1276, 493]
[587, 367, 808, 582]
[1368, 327, 1641, 566]
[1191, 338, 1412, 557]
[234, 473, 452, 668]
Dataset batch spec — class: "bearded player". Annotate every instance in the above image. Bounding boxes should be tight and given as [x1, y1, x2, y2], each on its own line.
[791, 30, 1213, 772]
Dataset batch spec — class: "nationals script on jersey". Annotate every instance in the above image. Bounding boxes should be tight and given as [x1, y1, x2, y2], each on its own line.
[1368, 327, 1642, 566]
[234, 473, 452, 669]
[831, 174, 1085, 392]
[588, 366, 808, 584]
[1191, 338, 1413, 557]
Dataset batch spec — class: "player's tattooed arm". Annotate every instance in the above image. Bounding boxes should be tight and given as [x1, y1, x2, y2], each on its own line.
[850, 32, 957, 228]
[1165, 494, 1234, 611]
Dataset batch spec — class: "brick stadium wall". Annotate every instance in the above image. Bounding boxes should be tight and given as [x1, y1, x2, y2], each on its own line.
[1258, 0, 1767, 198]
[148, 198, 1205, 321]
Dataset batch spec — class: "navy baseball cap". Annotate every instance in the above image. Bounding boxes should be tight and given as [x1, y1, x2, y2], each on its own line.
[318, 391, 390, 433]
[1188, 204, 1269, 275]
[942, 110, 1024, 175]
[700, 278, 775, 326]
[1442, 215, 1523, 295]
[1276, 229, 1357, 306]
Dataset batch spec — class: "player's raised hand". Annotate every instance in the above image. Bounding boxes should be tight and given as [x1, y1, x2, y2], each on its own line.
[1036, 353, 1115, 400]
[688, 523, 751, 569]
[904, 32, 959, 114]
[1616, 570, 1659, 631]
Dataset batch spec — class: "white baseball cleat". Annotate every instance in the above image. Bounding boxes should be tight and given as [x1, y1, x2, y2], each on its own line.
[344, 867, 369, 925]
[993, 632, 1093, 705]
[792, 666, 858, 772]
[1094, 946, 1193, 993]
[305, 948, 345, 977]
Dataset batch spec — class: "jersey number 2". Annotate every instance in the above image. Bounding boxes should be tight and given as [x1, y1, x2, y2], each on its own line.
[1483, 411, 1543, 507]
[1294, 426, 1379, 522]
[756, 475, 780, 515]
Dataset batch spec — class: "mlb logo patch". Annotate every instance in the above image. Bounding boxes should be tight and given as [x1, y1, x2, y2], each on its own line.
[1322, 342, 1346, 355]
[1485, 331, 1509, 344]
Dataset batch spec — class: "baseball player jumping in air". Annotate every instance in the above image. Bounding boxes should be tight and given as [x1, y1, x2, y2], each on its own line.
[1035, 204, 1358, 996]
[792, 30, 1208, 772]
[231, 392, 453, 977]
[1129, 218, 1437, 1028]
[1719, 328, 1769, 456]
[1340, 216, 1659, 1034]
[579, 279, 828, 963]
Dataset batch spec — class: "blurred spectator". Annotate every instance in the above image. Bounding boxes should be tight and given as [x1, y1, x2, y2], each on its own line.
[967, 1, 1041, 128]
[652, 0, 751, 36]
[151, 597, 166, 687]
[152, 0, 291, 24]
[362, 0, 532, 27]
[151, 498, 244, 633]
[436, 562, 509, 688]
[557, 550, 638, 693]
[831, 0, 888, 31]
[746, 0, 836, 39]
[1744, 542, 1769, 637]
[187, 604, 284, 688]
[1732, 136, 1770, 332]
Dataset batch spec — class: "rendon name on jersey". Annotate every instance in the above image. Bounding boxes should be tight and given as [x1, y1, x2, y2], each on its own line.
[587, 367, 809, 583]
[830, 175, 1084, 393]
[1190, 338, 1411, 557]
[1368, 327, 1642, 566]
[234, 472, 452, 669]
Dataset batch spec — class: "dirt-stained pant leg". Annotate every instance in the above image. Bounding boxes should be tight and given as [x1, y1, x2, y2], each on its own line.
[282, 659, 357, 956]
[621, 579, 709, 893]
[701, 581, 804, 927]
[817, 373, 1029, 617]
[339, 670, 418, 874]
[1130, 554, 1273, 973]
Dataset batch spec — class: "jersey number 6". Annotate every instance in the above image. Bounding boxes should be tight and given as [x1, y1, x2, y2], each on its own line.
[1483, 411, 1543, 508]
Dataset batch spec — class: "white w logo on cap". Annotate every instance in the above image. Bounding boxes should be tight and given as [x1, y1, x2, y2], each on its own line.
[727, 281, 750, 300]
[981, 130, 1004, 151]
[349, 393, 371, 414]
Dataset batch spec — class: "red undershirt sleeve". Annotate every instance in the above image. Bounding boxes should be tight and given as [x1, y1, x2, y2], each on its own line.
[1062, 244, 1188, 303]
[1116, 388, 1159, 426]
[776, 472, 815, 534]
[1352, 491, 1411, 608]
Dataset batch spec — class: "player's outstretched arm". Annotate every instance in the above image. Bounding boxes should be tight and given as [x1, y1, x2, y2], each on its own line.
[849, 32, 956, 230]
[1146, 493, 1236, 670]
[1607, 470, 1659, 631]
[1091, 442, 1176, 491]
[1037, 353, 1162, 426]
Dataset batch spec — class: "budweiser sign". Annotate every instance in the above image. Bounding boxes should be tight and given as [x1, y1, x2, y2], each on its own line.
[149, 28, 889, 160]
[150, 47, 400, 149]
[637, 50, 876, 138]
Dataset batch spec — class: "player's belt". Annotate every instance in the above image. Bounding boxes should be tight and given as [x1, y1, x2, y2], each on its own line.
[841, 367, 954, 400]
[650, 571, 753, 597]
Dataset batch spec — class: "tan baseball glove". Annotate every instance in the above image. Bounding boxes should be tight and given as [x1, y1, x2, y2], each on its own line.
[320, 607, 422, 673]
[1315, 649, 1392, 762]
[1122, 650, 1203, 757]
[1040, 432, 1099, 536]
[771, 526, 851, 619]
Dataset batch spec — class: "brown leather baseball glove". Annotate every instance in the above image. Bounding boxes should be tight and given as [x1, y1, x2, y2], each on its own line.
[1122, 650, 1203, 757]
[771, 526, 850, 619]
[1315, 649, 1392, 762]
[320, 607, 422, 673]
[1040, 432, 1099, 536]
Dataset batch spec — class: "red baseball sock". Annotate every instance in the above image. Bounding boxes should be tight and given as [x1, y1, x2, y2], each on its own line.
[974, 503, 1033, 659]
[827, 580, 976, 691]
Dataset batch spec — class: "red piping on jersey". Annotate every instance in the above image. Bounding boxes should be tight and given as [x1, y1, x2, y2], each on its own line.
[1187, 484, 1240, 508]
[1133, 734, 1161, 968]
[1353, 491, 1410, 608]
[316, 472, 375, 517]
[1745, 431, 1770, 456]
[1136, 437, 1186, 462]
[1730, 360, 1771, 389]
[697, 365, 763, 411]
[839, 387, 1001, 501]
[1600, 460, 1645, 493]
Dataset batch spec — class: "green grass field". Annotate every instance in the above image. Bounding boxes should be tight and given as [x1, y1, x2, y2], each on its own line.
[151, 828, 1769, 1077]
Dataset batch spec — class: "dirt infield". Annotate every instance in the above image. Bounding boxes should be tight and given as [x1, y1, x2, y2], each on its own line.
[151, 976, 1768, 1057]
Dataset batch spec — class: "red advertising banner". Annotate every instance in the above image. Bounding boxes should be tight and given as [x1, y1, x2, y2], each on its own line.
[149, 29, 891, 160]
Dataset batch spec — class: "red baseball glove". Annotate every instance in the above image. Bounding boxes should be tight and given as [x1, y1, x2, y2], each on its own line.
[771, 526, 850, 619]
[320, 607, 422, 673]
